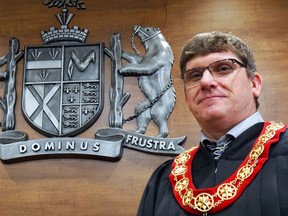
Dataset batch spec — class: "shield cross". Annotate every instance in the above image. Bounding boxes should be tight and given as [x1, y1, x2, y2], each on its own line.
[22, 43, 104, 137]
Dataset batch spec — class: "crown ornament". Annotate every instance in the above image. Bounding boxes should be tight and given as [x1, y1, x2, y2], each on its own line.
[41, 0, 88, 44]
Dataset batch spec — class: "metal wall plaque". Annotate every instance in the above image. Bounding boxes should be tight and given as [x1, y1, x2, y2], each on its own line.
[22, 43, 104, 137]
[0, 0, 186, 163]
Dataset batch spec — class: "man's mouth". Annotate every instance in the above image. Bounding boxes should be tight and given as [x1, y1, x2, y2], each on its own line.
[198, 95, 224, 104]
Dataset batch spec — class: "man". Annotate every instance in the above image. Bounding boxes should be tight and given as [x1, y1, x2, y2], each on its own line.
[137, 31, 288, 216]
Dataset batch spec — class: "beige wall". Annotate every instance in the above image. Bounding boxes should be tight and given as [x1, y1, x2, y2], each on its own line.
[0, 0, 288, 215]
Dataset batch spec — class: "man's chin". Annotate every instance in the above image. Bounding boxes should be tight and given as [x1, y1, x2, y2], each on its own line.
[199, 96, 226, 106]
[198, 109, 228, 121]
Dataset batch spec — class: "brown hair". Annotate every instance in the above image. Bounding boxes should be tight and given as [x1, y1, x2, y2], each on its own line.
[180, 31, 257, 79]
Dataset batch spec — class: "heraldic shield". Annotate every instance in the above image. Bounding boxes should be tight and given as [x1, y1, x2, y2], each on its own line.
[22, 43, 104, 137]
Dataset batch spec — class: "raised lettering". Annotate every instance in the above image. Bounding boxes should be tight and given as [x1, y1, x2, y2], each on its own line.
[167, 142, 176, 151]
[138, 137, 146, 147]
[131, 136, 139, 146]
[146, 139, 153, 149]
[80, 142, 88, 151]
[93, 143, 100, 152]
[125, 134, 133, 143]
[45, 142, 55, 151]
[58, 141, 62, 150]
[19, 144, 27, 154]
[32, 143, 41, 152]
[159, 141, 166, 150]
[153, 140, 160, 149]
[66, 141, 75, 150]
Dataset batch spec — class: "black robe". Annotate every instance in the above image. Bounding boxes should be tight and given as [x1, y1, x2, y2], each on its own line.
[137, 123, 288, 216]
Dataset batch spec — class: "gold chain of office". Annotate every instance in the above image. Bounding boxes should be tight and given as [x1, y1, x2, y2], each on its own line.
[170, 121, 285, 214]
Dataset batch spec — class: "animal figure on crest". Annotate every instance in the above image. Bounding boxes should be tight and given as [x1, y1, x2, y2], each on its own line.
[119, 25, 176, 138]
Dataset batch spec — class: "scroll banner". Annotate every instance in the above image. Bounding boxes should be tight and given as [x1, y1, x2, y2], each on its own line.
[0, 130, 124, 162]
[96, 128, 186, 155]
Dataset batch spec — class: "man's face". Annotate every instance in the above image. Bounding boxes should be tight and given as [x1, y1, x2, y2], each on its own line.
[184, 51, 262, 132]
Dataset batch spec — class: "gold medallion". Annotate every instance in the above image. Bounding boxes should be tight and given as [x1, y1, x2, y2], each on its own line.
[217, 183, 237, 200]
[195, 193, 214, 212]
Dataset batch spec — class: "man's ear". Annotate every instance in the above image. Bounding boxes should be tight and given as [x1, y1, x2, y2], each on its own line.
[251, 72, 262, 98]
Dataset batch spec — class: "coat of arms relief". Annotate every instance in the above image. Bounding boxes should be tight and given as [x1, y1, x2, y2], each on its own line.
[0, 0, 185, 162]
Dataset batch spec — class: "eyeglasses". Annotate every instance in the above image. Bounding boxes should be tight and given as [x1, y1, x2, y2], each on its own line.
[183, 58, 246, 86]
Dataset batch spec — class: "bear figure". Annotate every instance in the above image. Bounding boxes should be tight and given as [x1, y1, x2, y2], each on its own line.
[119, 25, 176, 138]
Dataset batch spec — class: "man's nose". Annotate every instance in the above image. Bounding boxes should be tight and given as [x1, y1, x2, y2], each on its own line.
[199, 70, 218, 88]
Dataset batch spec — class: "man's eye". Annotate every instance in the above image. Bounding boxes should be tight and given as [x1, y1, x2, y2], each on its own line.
[216, 64, 233, 73]
[186, 71, 202, 81]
